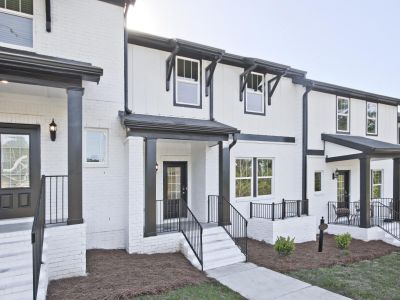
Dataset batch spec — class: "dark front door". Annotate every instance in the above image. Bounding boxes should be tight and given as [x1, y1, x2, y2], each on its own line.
[337, 170, 350, 208]
[163, 161, 187, 219]
[0, 125, 40, 219]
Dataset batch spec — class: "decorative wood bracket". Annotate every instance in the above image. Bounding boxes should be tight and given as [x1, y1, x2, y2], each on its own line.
[45, 0, 51, 32]
[205, 54, 223, 97]
[165, 42, 180, 91]
[267, 68, 289, 106]
[239, 64, 257, 102]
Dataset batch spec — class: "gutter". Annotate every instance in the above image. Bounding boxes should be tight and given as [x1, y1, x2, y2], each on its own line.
[302, 84, 313, 204]
[229, 133, 238, 150]
[124, 0, 136, 114]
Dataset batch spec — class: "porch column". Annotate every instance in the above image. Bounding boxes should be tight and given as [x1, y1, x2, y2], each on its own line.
[218, 141, 230, 225]
[144, 138, 157, 236]
[393, 158, 400, 220]
[67, 87, 84, 225]
[359, 156, 371, 228]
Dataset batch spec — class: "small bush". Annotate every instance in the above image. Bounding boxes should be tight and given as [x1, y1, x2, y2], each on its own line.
[274, 236, 295, 256]
[335, 233, 352, 250]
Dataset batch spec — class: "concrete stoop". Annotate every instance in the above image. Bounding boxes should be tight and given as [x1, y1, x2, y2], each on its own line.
[0, 222, 48, 300]
[181, 226, 245, 270]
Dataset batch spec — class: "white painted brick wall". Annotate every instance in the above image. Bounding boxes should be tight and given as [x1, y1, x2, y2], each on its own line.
[248, 216, 316, 244]
[45, 223, 86, 280]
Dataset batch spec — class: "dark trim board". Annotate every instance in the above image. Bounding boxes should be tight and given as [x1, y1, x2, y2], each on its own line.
[326, 153, 364, 163]
[307, 149, 324, 156]
[237, 134, 295, 143]
[128, 129, 228, 141]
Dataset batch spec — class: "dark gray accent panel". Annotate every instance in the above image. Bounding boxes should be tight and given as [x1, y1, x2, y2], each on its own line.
[359, 157, 371, 228]
[307, 149, 324, 156]
[128, 129, 228, 142]
[144, 138, 157, 236]
[67, 88, 84, 225]
[0, 12, 33, 48]
[393, 158, 400, 220]
[237, 133, 295, 143]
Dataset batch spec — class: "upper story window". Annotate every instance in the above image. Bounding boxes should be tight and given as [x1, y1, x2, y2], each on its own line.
[336, 96, 350, 133]
[366, 102, 378, 135]
[245, 72, 265, 115]
[0, 0, 33, 48]
[175, 56, 201, 108]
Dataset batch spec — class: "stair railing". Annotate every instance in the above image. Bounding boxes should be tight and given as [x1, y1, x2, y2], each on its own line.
[373, 201, 399, 241]
[31, 176, 46, 300]
[179, 199, 203, 270]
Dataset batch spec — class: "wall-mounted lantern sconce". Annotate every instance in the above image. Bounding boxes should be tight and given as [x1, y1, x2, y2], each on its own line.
[332, 169, 339, 180]
[49, 119, 57, 141]
[156, 162, 159, 172]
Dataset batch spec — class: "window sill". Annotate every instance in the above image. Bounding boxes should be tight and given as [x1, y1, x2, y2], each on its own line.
[84, 163, 108, 168]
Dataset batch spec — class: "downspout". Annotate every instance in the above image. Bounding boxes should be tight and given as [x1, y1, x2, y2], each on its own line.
[302, 84, 313, 207]
[229, 133, 238, 150]
[124, 0, 136, 114]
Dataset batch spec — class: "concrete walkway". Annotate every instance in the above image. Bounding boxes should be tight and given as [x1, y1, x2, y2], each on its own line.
[207, 263, 350, 300]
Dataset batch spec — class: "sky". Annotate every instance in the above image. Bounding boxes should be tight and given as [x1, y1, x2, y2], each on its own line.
[128, 0, 400, 98]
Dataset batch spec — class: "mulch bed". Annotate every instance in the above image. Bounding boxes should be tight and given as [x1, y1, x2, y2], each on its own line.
[47, 250, 211, 300]
[248, 234, 399, 273]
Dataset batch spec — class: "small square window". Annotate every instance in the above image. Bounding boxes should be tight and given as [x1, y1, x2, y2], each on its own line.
[84, 128, 108, 167]
[314, 171, 322, 192]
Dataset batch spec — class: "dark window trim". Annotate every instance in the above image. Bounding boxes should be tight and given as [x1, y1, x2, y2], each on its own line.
[371, 169, 383, 198]
[173, 56, 202, 109]
[244, 72, 266, 116]
[366, 101, 378, 136]
[314, 171, 322, 192]
[237, 133, 295, 143]
[336, 96, 350, 134]
[307, 149, 325, 156]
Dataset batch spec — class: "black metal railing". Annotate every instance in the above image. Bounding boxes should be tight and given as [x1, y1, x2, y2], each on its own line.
[373, 201, 400, 240]
[250, 199, 309, 221]
[31, 176, 46, 300]
[45, 175, 68, 224]
[208, 195, 248, 260]
[327, 201, 362, 226]
[179, 199, 203, 270]
[155, 199, 180, 233]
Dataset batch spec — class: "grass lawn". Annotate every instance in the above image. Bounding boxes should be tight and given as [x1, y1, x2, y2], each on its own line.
[135, 283, 244, 300]
[289, 252, 400, 300]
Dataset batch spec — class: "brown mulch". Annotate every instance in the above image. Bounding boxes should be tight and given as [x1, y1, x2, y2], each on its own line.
[248, 234, 399, 273]
[46, 250, 211, 300]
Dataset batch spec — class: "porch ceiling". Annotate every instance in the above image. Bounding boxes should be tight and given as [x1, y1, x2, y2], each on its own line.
[0, 47, 103, 88]
[120, 112, 240, 141]
[322, 134, 400, 161]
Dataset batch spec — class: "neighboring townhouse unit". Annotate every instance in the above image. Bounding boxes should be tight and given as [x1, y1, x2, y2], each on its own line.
[0, 1, 399, 299]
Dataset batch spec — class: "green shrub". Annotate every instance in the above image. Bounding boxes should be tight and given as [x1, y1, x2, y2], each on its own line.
[274, 236, 295, 256]
[335, 233, 352, 250]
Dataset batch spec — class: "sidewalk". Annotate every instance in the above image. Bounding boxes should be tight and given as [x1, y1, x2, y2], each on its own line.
[207, 263, 350, 300]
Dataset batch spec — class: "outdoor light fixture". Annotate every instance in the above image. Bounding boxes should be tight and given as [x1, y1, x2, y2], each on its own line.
[332, 169, 339, 180]
[0, 80, 8, 84]
[49, 119, 57, 141]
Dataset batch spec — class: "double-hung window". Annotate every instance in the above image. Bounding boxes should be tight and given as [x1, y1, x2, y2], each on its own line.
[0, 0, 33, 48]
[84, 128, 108, 167]
[245, 72, 265, 114]
[257, 159, 273, 196]
[336, 96, 350, 133]
[235, 159, 252, 198]
[175, 56, 201, 107]
[366, 102, 378, 135]
[371, 170, 383, 198]
[235, 158, 274, 198]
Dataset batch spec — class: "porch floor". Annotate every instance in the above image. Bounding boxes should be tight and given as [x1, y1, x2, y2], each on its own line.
[0, 221, 31, 234]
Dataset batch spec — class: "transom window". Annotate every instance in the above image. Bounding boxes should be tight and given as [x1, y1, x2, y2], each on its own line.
[235, 158, 274, 198]
[245, 72, 265, 114]
[336, 97, 350, 133]
[314, 171, 322, 192]
[175, 57, 200, 107]
[366, 102, 378, 135]
[0, 0, 33, 48]
[84, 128, 108, 167]
[371, 170, 383, 198]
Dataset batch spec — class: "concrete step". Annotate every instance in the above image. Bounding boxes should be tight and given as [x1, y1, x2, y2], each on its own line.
[203, 253, 245, 270]
[203, 239, 236, 252]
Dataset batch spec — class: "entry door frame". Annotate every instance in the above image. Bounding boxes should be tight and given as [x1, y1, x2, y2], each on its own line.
[0, 123, 41, 219]
[163, 161, 188, 219]
[337, 170, 350, 207]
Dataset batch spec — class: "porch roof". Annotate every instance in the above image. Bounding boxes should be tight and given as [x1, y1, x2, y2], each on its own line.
[0, 47, 103, 88]
[120, 112, 240, 140]
[322, 134, 400, 161]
